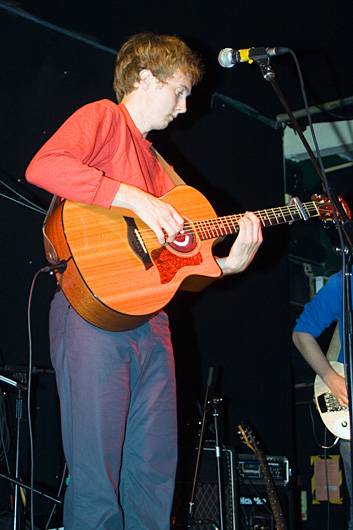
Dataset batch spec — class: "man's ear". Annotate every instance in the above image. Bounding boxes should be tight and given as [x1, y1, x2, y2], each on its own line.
[138, 69, 154, 89]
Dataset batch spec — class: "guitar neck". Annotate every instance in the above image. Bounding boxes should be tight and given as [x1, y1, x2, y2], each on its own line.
[193, 201, 319, 240]
[256, 451, 288, 530]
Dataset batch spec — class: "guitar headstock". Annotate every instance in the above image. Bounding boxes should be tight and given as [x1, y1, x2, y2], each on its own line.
[237, 423, 258, 454]
[311, 194, 351, 222]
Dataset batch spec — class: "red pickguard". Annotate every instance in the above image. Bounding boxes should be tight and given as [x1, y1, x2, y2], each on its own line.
[151, 246, 203, 284]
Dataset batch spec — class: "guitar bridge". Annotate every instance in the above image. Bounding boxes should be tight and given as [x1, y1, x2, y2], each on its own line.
[318, 392, 347, 413]
[124, 216, 153, 270]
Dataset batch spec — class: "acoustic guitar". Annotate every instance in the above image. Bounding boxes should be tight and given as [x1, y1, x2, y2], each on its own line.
[238, 423, 288, 530]
[43, 184, 343, 331]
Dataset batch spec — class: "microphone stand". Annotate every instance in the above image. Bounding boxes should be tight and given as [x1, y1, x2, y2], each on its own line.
[209, 396, 225, 530]
[254, 58, 353, 243]
[0, 374, 62, 529]
[253, 56, 353, 473]
[0, 374, 28, 530]
[187, 367, 226, 530]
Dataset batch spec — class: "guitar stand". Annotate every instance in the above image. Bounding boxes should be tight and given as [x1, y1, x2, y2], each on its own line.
[187, 368, 226, 530]
[0, 373, 62, 530]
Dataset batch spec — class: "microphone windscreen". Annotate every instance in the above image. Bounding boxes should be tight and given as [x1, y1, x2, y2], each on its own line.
[218, 48, 235, 68]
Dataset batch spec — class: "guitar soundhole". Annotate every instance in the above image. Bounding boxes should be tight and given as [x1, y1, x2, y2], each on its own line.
[167, 226, 197, 254]
[150, 222, 202, 285]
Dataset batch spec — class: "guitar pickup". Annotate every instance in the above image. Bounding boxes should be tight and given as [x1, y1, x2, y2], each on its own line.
[318, 392, 347, 413]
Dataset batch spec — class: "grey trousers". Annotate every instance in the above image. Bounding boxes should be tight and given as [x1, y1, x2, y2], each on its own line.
[49, 291, 177, 530]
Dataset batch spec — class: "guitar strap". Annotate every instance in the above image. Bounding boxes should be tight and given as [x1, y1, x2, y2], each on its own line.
[42, 194, 61, 264]
[152, 148, 186, 186]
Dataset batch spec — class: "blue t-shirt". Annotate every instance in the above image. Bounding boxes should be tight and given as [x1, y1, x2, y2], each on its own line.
[293, 271, 350, 363]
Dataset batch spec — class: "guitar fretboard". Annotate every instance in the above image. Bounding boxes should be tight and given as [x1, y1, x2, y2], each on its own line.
[256, 451, 288, 530]
[191, 201, 319, 240]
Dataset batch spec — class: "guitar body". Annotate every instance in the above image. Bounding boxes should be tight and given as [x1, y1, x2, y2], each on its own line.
[44, 184, 346, 331]
[44, 185, 222, 331]
[314, 361, 350, 440]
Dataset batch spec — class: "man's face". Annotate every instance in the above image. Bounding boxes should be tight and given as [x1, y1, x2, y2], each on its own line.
[145, 70, 192, 131]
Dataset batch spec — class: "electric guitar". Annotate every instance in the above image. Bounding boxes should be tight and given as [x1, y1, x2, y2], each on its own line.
[43, 184, 346, 331]
[238, 423, 288, 530]
[314, 361, 350, 439]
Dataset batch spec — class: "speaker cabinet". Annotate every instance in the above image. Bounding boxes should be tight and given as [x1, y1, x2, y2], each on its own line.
[173, 446, 239, 530]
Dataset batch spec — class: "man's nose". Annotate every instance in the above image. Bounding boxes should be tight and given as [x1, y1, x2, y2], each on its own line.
[176, 97, 187, 114]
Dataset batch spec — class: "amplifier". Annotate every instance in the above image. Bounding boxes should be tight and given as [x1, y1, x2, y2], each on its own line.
[237, 453, 290, 486]
[173, 446, 238, 530]
[238, 481, 296, 530]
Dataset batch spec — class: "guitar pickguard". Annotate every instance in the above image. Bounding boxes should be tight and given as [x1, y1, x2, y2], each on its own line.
[151, 246, 203, 284]
[314, 361, 351, 439]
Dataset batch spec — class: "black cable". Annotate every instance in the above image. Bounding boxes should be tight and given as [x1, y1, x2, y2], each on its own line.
[0, 174, 47, 215]
[308, 403, 339, 450]
[285, 48, 347, 256]
[26, 262, 66, 530]
[287, 50, 327, 175]
[26, 269, 42, 530]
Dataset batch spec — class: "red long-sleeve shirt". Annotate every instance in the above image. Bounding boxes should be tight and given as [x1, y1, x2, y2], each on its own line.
[26, 99, 174, 206]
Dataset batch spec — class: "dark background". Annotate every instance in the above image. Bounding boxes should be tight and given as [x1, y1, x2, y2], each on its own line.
[0, 1, 352, 528]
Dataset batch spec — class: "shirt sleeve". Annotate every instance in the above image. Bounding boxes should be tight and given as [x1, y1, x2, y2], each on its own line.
[25, 101, 121, 207]
[293, 272, 342, 337]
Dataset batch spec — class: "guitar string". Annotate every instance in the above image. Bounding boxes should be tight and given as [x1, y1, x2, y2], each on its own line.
[136, 214, 321, 241]
[134, 203, 322, 242]
[136, 202, 320, 233]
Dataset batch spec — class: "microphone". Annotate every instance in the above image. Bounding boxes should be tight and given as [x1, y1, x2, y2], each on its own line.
[218, 46, 289, 68]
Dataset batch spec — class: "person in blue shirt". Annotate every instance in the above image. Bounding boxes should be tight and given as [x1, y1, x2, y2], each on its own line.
[292, 270, 352, 530]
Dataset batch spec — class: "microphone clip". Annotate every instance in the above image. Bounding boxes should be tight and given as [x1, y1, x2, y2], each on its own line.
[238, 46, 269, 64]
[238, 48, 280, 82]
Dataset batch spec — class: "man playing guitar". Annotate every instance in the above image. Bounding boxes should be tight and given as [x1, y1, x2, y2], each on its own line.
[25, 32, 262, 530]
[293, 271, 352, 530]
